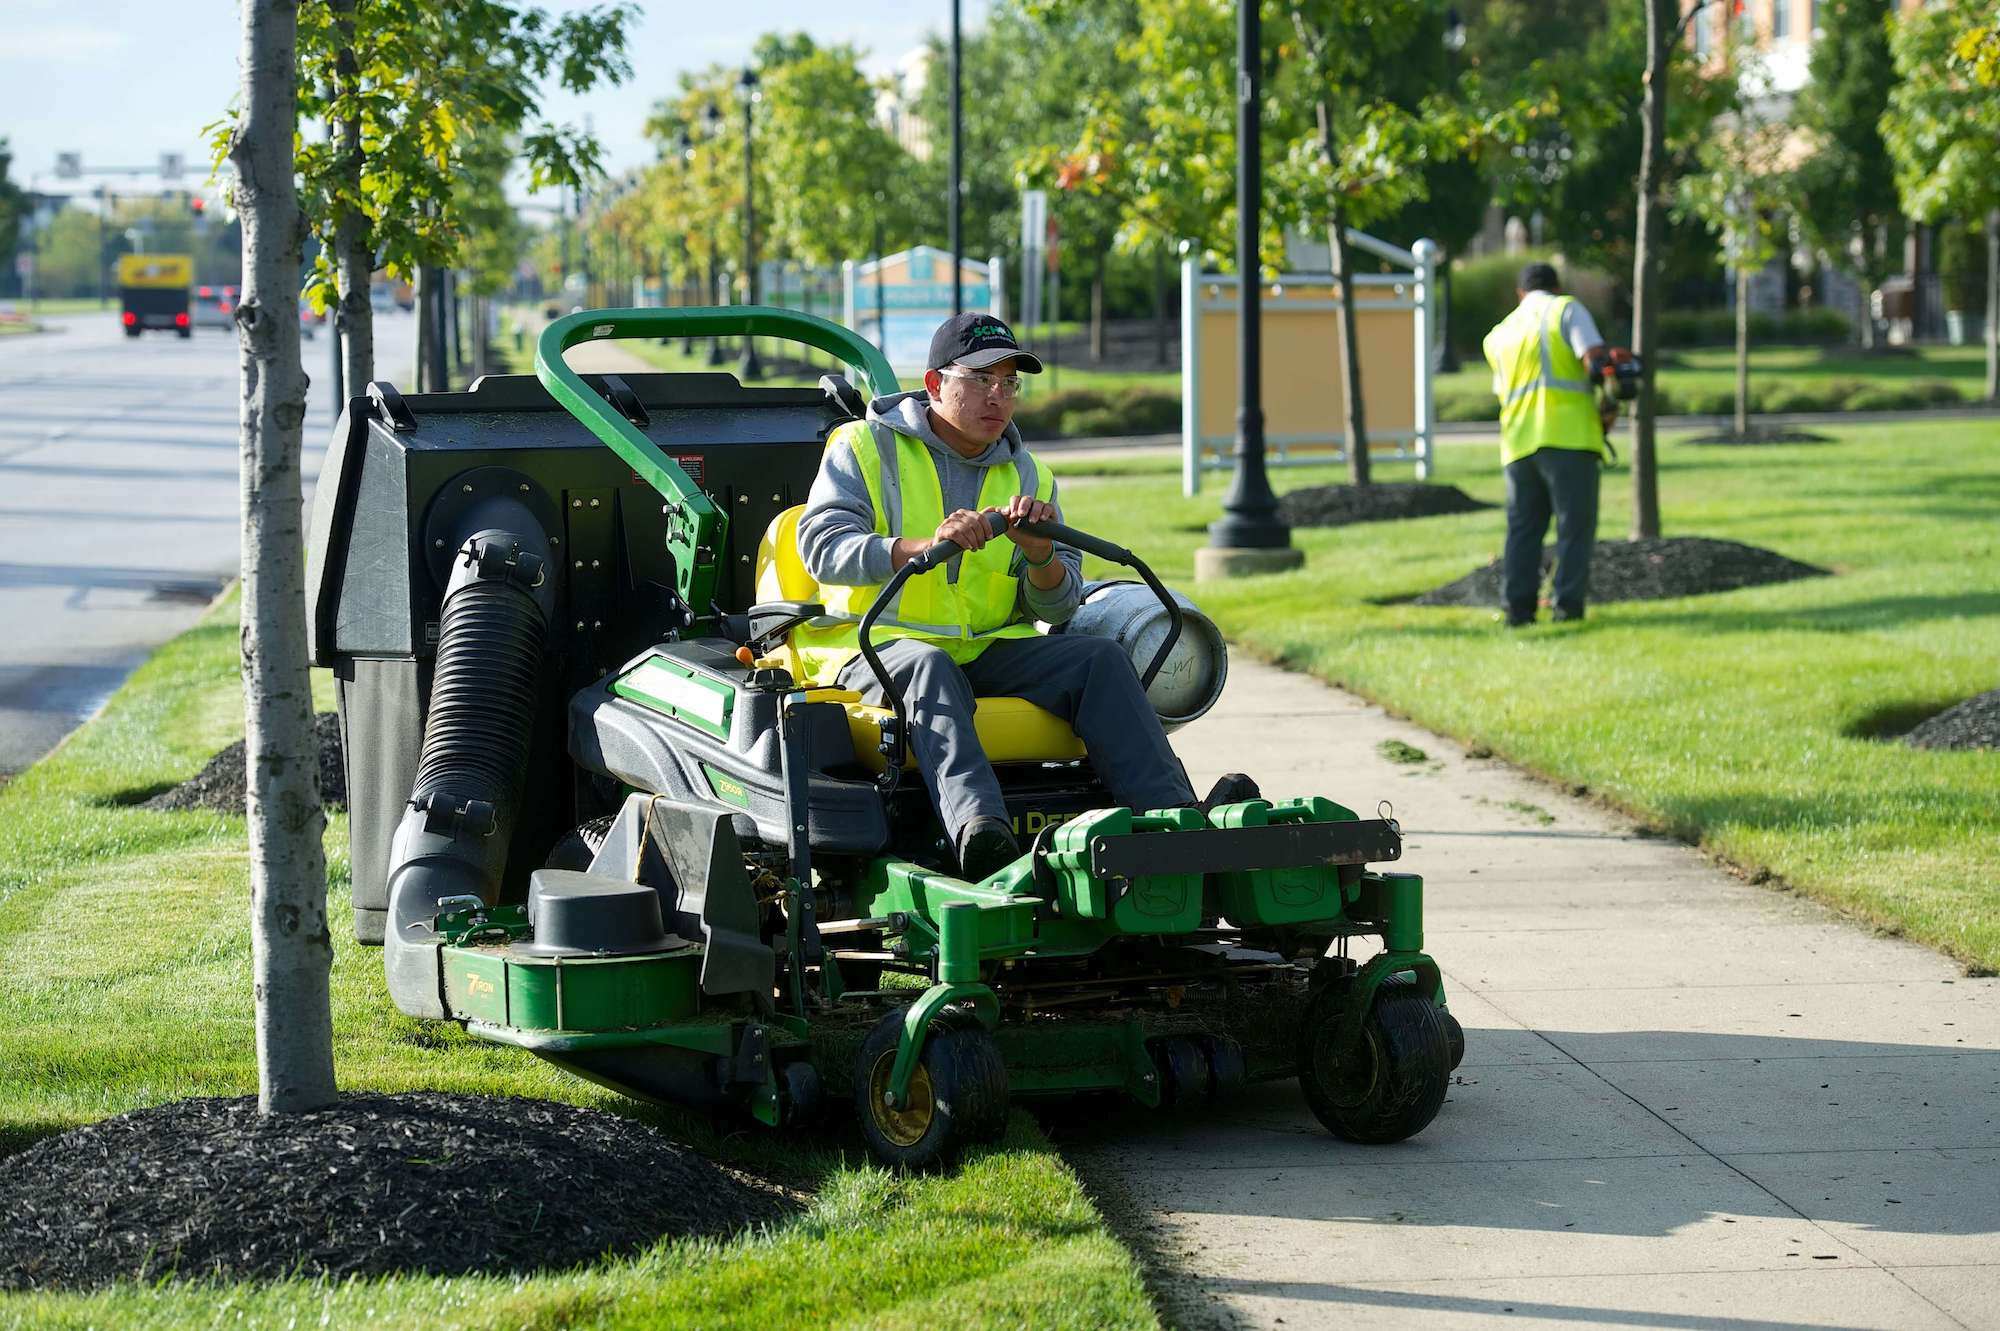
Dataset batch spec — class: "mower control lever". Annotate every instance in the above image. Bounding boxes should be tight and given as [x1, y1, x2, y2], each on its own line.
[857, 512, 1188, 798]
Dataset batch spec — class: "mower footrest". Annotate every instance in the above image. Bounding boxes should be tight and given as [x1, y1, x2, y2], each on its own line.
[1088, 818, 1402, 879]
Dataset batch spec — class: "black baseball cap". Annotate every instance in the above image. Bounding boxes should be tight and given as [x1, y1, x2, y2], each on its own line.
[927, 313, 1044, 374]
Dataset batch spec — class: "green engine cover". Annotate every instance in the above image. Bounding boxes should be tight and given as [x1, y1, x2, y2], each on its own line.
[444, 943, 702, 1033]
[1044, 806, 1208, 934]
[1210, 796, 1357, 926]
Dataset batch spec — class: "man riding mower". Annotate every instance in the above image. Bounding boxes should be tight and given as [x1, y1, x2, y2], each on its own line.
[304, 304, 1465, 1168]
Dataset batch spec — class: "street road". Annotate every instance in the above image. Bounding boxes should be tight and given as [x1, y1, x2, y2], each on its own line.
[0, 307, 417, 776]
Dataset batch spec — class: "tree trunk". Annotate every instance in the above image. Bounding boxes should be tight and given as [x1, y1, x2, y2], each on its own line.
[1735, 261, 1750, 438]
[329, 0, 372, 394]
[230, 0, 336, 1116]
[1153, 243, 1169, 367]
[1089, 254, 1106, 364]
[1327, 213, 1371, 487]
[1628, 0, 1670, 540]
[1986, 208, 1998, 403]
[1313, 99, 1370, 486]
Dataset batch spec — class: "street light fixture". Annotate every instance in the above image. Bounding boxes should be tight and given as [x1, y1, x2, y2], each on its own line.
[736, 66, 764, 381]
[1195, 0, 1302, 579]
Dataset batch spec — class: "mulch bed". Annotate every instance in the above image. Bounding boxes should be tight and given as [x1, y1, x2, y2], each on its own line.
[1904, 688, 2000, 752]
[0, 1092, 798, 1290]
[1411, 536, 1832, 607]
[1279, 481, 1492, 529]
[147, 711, 345, 814]
[1684, 427, 1835, 446]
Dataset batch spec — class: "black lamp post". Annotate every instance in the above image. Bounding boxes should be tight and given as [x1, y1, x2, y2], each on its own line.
[1200, 0, 1299, 572]
[701, 101, 725, 364]
[736, 66, 764, 381]
[1437, 8, 1468, 374]
[949, 0, 963, 315]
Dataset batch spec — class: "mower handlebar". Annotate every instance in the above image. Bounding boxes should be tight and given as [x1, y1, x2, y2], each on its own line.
[858, 512, 1185, 797]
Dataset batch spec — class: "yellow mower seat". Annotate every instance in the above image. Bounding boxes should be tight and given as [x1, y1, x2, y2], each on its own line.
[756, 505, 1088, 773]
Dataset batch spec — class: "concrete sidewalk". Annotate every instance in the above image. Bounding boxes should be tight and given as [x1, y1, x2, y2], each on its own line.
[1067, 657, 1998, 1331]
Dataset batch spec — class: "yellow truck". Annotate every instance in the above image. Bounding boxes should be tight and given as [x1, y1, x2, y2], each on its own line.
[116, 253, 193, 338]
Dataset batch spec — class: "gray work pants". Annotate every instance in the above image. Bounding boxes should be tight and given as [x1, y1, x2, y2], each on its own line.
[1503, 447, 1601, 620]
[837, 633, 1197, 846]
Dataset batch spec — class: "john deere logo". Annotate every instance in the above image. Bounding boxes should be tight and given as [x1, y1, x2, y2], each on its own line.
[465, 973, 496, 999]
[1132, 877, 1188, 918]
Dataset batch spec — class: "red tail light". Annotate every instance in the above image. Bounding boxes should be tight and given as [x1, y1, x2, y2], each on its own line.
[175, 312, 190, 328]
[122, 312, 138, 326]
[199, 286, 213, 298]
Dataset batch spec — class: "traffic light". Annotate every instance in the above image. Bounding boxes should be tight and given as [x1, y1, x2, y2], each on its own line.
[190, 196, 206, 217]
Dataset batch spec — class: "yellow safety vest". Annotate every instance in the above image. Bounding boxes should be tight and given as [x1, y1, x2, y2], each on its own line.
[792, 419, 1056, 682]
[1483, 294, 1606, 467]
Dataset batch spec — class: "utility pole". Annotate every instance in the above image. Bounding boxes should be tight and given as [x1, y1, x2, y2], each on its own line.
[738, 66, 764, 380]
[950, 0, 964, 316]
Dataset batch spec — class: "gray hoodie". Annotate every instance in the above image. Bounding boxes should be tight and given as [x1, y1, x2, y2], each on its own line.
[797, 389, 1083, 625]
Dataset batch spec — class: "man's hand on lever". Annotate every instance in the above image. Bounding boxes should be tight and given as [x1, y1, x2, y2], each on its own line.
[997, 496, 1065, 589]
[891, 508, 995, 570]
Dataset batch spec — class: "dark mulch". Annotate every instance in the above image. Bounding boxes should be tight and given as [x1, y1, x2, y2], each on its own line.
[1685, 427, 1835, 446]
[1904, 688, 2000, 752]
[1411, 536, 1832, 607]
[0, 1092, 798, 1291]
[146, 711, 345, 814]
[1279, 481, 1492, 529]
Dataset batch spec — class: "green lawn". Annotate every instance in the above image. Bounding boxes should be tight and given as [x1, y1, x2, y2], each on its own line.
[1056, 421, 2000, 972]
[0, 297, 115, 317]
[0, 594, 1155, 1329]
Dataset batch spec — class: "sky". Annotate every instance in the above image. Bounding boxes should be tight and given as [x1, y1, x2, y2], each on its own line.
[0, 0, 992, 204]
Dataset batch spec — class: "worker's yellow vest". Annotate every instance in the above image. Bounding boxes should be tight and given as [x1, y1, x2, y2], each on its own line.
[792, 420, 1056, 683]
[1482, 295, 1606, 467]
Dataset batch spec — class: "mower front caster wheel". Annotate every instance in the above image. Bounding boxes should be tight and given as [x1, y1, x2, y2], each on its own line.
[1297, 976, 1450, 1145]
[854, 1007, 1009, 1170]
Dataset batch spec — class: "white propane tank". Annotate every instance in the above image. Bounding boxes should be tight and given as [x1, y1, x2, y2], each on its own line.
[1058, 580, 1228, 730]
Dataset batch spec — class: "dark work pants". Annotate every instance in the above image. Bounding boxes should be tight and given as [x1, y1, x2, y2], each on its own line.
[1503, 447, 1601, 620]
[837, 633, 1197, 847]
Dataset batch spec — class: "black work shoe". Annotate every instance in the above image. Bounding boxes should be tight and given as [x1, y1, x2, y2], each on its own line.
[958, 817, 1021, 881]
[1501, 609, 1535, 628]
[1198, 772, 1262, 815]
[1551, 605, 1586, 623]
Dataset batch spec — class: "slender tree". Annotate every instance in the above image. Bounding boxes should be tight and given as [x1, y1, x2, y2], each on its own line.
[1883, 0, 2000, 401]
[292, 0, 634, 388]
[1676, 52, 1790, 438]
[1628, 0, 1675, 541]
[229, 0, 336, 1115]
[1793, 0, 1903, 350]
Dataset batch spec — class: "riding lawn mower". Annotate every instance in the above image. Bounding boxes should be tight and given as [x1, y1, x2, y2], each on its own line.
[304, 307, 1463, 1168]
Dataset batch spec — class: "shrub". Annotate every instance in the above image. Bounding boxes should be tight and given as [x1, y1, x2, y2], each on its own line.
[1014, 387, 1183, 439]
[1655, 307, 1852, 347]
[1449, 250, 1619, 357]
[1842, 384, 1926, 412]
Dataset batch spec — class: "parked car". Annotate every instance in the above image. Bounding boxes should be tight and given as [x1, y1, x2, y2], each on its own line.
[191, 285, 238, 331]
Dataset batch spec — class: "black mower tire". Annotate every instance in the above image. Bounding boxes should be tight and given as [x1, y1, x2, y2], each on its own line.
[1442, 1009, 1466, 1071]
[1297, 975, 1450, 1145]
[545, 814, 618, 872]
[853, 1007, 1009, 1170]
[1154, 1035, 1211, 1107]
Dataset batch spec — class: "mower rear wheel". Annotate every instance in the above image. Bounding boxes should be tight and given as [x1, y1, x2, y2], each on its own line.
[1297, 976, 1449, 1145]
[545, 814, 617, 872]
[854, 1007, 1009, 1170]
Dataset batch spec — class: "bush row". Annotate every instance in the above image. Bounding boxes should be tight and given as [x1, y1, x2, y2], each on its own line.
[1436, 376, 1967, 422]
[1013, 387, 1181, 440]
[1654, 307, 1853, 347]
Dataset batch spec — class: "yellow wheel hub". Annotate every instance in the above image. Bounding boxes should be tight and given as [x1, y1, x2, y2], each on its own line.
[867, 1050, 937, 1147]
